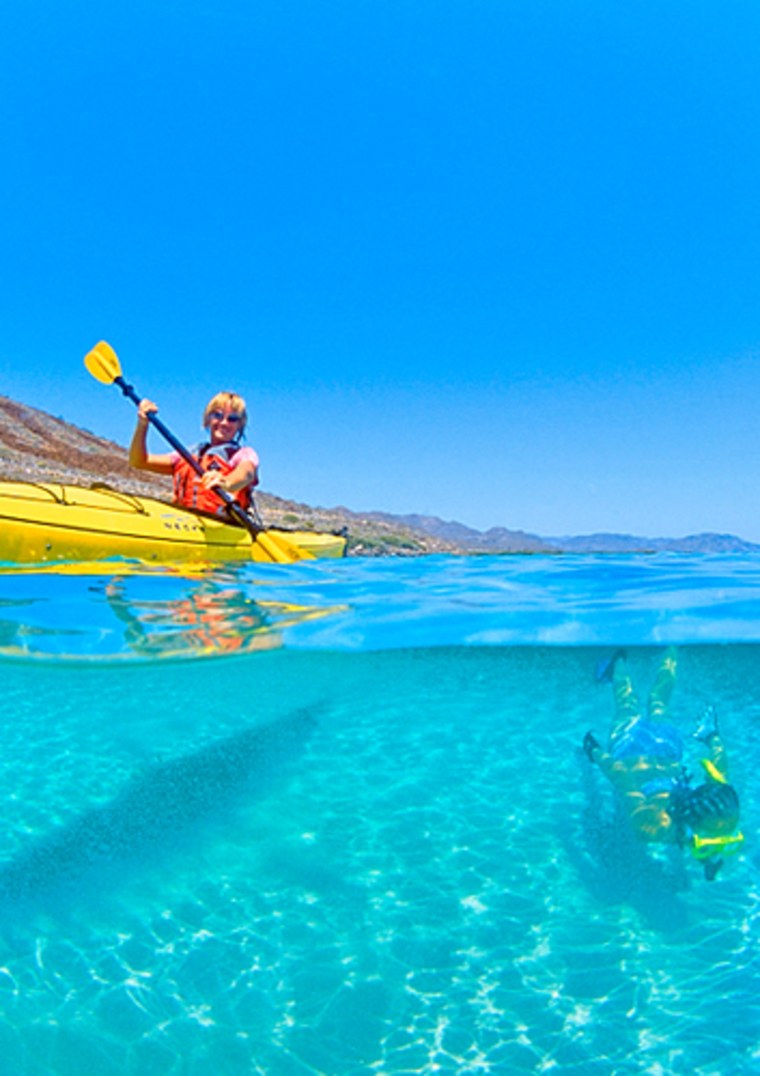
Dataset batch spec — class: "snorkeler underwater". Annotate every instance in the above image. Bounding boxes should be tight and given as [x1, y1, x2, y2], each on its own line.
[583, 648, 744, 882]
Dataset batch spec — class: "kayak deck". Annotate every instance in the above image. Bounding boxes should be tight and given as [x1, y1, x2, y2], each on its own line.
[0, 481, 347, 563]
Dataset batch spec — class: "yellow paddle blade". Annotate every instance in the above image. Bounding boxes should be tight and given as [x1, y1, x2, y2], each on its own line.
[84, 340, 122, 384]
[255, 530, 315, 563]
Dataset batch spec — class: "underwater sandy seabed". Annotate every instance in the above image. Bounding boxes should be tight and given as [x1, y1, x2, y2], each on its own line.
[0, 644, 757, 1074]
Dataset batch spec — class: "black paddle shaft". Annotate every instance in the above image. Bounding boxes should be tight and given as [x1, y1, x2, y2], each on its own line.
[115, 375, 261, 535]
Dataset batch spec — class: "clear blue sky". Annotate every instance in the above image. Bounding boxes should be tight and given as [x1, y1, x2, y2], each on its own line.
[2, 1, 760, 539]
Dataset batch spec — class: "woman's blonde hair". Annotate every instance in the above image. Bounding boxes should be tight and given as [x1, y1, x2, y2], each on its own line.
[202, 391, 248, 436]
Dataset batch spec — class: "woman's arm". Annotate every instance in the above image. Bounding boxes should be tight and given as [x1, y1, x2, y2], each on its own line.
[201, 447, 259, 494]
[128, 399, 175, 474]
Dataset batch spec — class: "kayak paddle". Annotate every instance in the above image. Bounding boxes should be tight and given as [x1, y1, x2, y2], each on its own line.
[84, 341, 314, 564]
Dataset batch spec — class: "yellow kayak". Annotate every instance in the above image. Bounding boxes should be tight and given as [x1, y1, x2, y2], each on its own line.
[0, 480, 347, 564]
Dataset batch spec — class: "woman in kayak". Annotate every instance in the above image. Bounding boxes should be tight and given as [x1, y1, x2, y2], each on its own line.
[582, 647, 743, 881]
[129, 391, 260, 516]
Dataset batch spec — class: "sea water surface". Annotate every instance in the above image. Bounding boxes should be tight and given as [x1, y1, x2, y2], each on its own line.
[0, 553, 758, 1074]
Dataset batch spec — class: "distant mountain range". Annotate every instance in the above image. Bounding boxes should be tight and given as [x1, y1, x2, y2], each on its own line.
[1, 393, 757, 556]
[362, 513, 760, 555]
[543, 532, 760, 554]
[362, 512, 549, 552]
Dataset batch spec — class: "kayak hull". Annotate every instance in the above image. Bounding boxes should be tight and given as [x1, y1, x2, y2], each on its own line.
[0, 481, 347, 564]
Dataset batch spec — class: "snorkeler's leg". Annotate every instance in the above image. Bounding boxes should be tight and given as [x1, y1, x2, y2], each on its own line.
[707, 736, 729, 779]
[694, 706, 729, 778]
[608, 653, 642, 749]
[647, 646, 678, 722]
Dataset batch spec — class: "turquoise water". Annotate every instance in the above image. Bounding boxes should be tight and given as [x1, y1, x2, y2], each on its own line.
[0, 554, 758, 1073]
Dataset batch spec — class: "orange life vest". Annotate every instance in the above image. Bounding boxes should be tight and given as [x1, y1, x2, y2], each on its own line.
[172, 442, 254, 515]
[172, 591, 269, 652]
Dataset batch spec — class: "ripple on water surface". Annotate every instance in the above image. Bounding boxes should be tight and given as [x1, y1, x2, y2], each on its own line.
[3, 552, 760, 660]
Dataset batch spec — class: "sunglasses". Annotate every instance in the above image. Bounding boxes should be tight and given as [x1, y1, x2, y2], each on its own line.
[209, 410, 243, 424]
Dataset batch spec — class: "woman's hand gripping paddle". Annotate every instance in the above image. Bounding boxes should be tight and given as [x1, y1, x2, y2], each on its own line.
[84, 341, 314, 564]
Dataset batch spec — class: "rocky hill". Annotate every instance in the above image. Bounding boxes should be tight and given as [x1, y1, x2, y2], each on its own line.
[1, 394, 756, 556]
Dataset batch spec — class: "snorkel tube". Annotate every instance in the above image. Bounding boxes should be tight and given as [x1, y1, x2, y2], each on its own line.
[689, 830, 745, 859]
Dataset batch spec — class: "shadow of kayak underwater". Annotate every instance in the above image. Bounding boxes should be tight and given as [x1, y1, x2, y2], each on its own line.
[0, 706, 317, 917]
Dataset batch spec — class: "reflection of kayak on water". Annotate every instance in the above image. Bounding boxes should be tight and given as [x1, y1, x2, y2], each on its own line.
[105, 581, 284, 657]
[104, 582, 347, 659]
[0, 564, 348, 661]
[0, 480, 348, 565]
